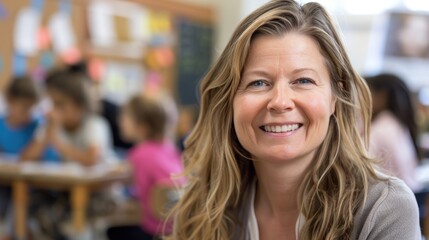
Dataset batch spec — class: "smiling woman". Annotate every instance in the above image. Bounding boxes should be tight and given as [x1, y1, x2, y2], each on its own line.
[234, 33, 336, 166]
[167, 0, 421, 240]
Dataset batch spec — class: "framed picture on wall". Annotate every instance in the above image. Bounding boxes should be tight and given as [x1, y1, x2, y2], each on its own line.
[383, 12, 429, 59]
[366, 11, 429, 91]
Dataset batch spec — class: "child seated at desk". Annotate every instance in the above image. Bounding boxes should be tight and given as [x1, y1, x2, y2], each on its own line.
[0, 76, 40, 157]
[0, 76, 39, 239]
[107, 95, 184, 240]
[21, 69, 116, 165]
[20, 69, 117, 239]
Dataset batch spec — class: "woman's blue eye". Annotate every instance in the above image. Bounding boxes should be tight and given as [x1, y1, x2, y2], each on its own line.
[250, 80, 268, 87]
[296, 78, 314, 84]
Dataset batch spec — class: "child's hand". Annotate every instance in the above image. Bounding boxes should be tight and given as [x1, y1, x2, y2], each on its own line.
[45, 110, 61, 144]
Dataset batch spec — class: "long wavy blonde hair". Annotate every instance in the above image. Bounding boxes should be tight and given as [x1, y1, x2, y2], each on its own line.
[169, 0, 377, 239]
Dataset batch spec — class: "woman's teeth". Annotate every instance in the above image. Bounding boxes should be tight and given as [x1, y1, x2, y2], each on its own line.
[264, 124, 300, 133]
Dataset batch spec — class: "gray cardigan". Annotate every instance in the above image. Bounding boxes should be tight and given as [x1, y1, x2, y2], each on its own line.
[236, 176, 421, 240]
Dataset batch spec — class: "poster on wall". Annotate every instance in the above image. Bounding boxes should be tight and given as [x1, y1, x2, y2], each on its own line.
[13, 53, 27, 76]
[49, 12, 76, 54]
[88, 0, 150, 58]
[0, 0, 7, 19]
[99, 61, 145, 105]
[366, 12, 429, 91]
[384, 12, 429, 59]
[0, 55, 3, 73]
[14, 7, 41, 56]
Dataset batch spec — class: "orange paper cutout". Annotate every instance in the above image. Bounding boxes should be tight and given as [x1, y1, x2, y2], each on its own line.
[37, 27, 51, 50]
[88, 58, 105, 81]
[60, 47, 81, 64]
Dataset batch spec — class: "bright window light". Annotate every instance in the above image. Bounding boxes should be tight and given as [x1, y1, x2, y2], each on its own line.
[419, 88, 429, 106]
[404, 0, 429, 12]
[299, 0, 337, 13]
[344, 0, 401, 15]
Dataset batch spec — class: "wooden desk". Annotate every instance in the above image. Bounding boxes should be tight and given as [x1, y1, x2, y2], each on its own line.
[0, 162, 27, 239]
[0, 162, 131, 240]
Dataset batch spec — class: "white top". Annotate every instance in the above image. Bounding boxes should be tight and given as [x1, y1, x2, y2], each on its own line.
[369, 111, 421, 191]
[37, 115, 117, 164]
[247, 182, 259, 240]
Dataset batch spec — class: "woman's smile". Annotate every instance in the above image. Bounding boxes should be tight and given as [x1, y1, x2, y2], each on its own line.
[259, 123, 303, 136]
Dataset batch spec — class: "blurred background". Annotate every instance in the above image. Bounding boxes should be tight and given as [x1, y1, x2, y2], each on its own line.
[0, 0, 428, 239]
[0, 0, 428, 145]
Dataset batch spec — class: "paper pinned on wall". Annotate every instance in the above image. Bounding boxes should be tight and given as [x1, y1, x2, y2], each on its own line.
[14, 8, 41, 56]
[114, 15, 131, 42]
[13, 53, 27, 76]
[100, 62, 144, 104]
[149, 12, 172, 35]
[40, 51, 55, 69]
[31, 66, 46, 83]
[146, 71, 162, 91]
[88, 58, 105, 81]
[0, 0, 7, 19]
[49, 11, 76, 54]
[154, 47, 175, 68]
[31, 0, 44, 11]
[37, 27, 51, 50]
[88, 0, 148, 58]
[59, 0, 71, 14]
[0, 55, 4, 73]
[88, 0, 115, 47]
[59, 46, 81, 64]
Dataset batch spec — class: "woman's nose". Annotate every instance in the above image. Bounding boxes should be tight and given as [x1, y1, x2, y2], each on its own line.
[267, 86, 295, 113]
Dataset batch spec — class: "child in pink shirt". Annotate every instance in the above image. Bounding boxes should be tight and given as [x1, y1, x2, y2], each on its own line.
[110, 94, 184, 240]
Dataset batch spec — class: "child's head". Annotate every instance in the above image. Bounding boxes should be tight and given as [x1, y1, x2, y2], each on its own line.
[45, 69, 92, 129]
[120, 95, 167, 143]
[5, 76, 39, 126]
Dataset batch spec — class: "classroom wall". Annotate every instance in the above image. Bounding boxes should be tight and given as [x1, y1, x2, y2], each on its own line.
[174, 0, 376, 73]
[0, 0, 216, 106]
[336, 14, 375, 74]
[173, 0, 242, 59]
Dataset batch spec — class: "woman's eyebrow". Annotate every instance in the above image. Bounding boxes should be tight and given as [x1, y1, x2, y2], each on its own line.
[242, 69, 272, 78]
[243, 68, 319, 78]
[291, 68, 317, 74]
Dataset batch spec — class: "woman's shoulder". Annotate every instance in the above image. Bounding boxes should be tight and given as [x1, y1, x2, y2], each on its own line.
[352, 175, 421, 239]
[366, 175, 417, 211]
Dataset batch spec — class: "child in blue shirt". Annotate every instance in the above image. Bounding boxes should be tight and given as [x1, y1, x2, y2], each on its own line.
[0, 76, 40, 239]
[0, 76, 40, 156]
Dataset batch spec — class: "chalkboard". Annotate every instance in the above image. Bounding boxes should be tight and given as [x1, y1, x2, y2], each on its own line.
[176, 17, 214, 106]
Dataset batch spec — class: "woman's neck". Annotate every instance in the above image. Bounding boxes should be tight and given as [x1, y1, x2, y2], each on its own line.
[253, 156, 312, 217]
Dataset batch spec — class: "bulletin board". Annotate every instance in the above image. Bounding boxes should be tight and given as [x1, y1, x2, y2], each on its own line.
[0, 0, 86, 90]
[0, 0, 215, 107]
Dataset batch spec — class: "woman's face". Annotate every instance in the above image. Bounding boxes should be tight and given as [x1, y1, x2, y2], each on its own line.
[233, 33, 336, 165]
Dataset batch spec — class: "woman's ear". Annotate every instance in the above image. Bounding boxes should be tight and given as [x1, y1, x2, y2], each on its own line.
[330, 96, 337, 115]
[331, 80, 344, 115]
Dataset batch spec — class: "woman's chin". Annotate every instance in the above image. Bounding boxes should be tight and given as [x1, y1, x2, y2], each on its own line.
[253, 152, 301, 164]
